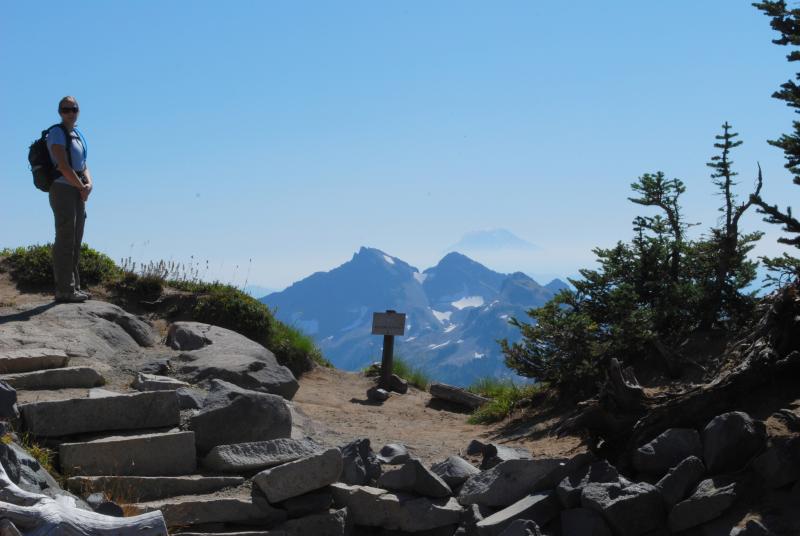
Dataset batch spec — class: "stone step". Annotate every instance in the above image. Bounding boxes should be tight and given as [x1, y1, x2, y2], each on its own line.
[66, 475, 245, 502]
[60, 431, 196, 476]
[0, 348, 69, 374]
[1, 366, 104, 390]
[130, 493, 286, 529]
[20, 390, 179, 437]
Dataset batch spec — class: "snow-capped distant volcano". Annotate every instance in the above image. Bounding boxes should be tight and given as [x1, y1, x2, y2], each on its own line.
[446, 229, 538, 252]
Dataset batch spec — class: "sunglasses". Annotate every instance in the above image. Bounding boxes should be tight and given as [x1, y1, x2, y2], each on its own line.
[59, 106, 79, 114]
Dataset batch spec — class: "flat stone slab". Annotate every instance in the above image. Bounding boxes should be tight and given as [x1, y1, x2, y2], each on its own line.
[66, 475, 245, 502]
[0, 348, 69, 374]
[202, 438, 324, 473]
[20, 390, 179, 437]
[459, 458, 567, 507]
[132, 373, 190, 392]
[60, 431, 196, 476]
[476, 491, 559, 536]
[1, 366, 104, 390]
[331, 483, 463, 532]
[254, 448, 343, 503]
[131, 494, 286, 528]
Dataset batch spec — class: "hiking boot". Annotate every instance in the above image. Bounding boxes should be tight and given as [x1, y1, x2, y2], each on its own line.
[55, 292, 88, 303]
[75, 289, 92, 300]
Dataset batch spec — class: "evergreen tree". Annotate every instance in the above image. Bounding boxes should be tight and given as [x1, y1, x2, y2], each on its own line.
[700, 123, 763, 327]
[752, 2, 800, 278]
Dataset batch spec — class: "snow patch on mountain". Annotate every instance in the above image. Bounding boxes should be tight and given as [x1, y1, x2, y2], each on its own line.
[452, 296, 485, 310]
[428, 341, 450, 350]
[413, 271, 428, 284]
[444, 324, 457, 333]
[383, 254, 395, 265]
[432, 310, 452, 323]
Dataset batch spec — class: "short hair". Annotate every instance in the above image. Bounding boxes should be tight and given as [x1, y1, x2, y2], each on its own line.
[58, 96, 78, 109]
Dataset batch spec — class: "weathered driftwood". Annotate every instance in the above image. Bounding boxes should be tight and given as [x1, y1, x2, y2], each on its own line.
[429, 383, 489, 410]
[0, 461, 167, 535]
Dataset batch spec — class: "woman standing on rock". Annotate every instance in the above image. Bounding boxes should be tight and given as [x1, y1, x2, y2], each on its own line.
[46, 96, 93, 303]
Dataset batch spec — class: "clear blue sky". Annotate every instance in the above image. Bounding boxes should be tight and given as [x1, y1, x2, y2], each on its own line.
[1, 1, 797, 289]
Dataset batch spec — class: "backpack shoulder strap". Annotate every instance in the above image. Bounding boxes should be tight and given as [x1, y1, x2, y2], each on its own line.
[74, 127, 87, 160]
[55, 124, 73, 169]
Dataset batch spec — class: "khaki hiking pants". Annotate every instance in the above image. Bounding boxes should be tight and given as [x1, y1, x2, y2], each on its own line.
[49, 182, 86, 297]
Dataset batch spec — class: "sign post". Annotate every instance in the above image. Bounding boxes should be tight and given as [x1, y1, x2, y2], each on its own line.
[372, 310, 406, 391]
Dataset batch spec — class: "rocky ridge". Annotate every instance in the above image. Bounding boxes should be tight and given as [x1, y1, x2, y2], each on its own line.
[0, 284, 798, 534]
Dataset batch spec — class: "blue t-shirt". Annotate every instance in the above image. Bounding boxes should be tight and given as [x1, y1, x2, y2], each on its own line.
[46, 125, 87, 186]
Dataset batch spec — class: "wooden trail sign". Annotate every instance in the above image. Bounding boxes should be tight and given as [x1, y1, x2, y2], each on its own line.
[372, 310, 405, 390]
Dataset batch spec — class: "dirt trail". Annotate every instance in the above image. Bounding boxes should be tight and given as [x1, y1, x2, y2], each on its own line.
[292, 366, 585, 464]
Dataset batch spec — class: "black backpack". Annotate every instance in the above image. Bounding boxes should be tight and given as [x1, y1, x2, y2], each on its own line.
[28, 124, 72, 192]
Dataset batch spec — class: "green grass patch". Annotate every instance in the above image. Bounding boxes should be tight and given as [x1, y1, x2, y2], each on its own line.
[1, 244, 119, 288]
[269, 320, 332, 374]
[467, 379, 546, 424]
[364, 356, 431, 390]
[17, 433, 56, 475]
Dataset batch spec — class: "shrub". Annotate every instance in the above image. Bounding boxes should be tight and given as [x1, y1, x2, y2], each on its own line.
[1, 243, 118, 288]
[188, 284, 328, 376]
[191, 285, 274, 348]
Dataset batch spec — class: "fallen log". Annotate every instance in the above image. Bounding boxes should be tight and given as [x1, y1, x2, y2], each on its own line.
[429, 383, 489, 410]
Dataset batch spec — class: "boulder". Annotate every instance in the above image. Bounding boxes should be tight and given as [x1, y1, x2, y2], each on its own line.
[168, 322, 299, 399]
[0, 302, 157, 365]
[20, 390, 179, 437]
[655, 455, 706, 508]
[459, 458, 567, 507]
[278, 488, 333, 518]
[581, 482, 664, 536]
[330, 483, 463, 532]
[429, 383, 489, 410]
[176, 387, 204, 410]
[752, 438, 800, 489]
[189, 380, 292, 454]
[254, 448, 343, 503]
[367, 386, 390, 402]
[377, 459, 452, 497]
[668, 477, 739, 533]
[0, 348, 69, 374]
[387, 374, 408, 394]
[498, 519, 542, 536]
[632, 428, 702, 477]
[561, 508, 611, 536]
[377, 443, 411, 465]
[339, 438, 382, 485]
[279, 508, 347, 536]
[556, 460, 619, 509]
[467, 439, 486, 456]
[431, 456, 480, 490]
[0, 440, 60, 494]
[0, 380, 18, 420]
[132, 373, 189, 391]
[203, 437, 324, 473]
[139, 359, 171, 375]
[475, 491, 559, 536]
[59, 431, 197, 477]
[481, 444, 533, 470]
[703, 412, 766, 474]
